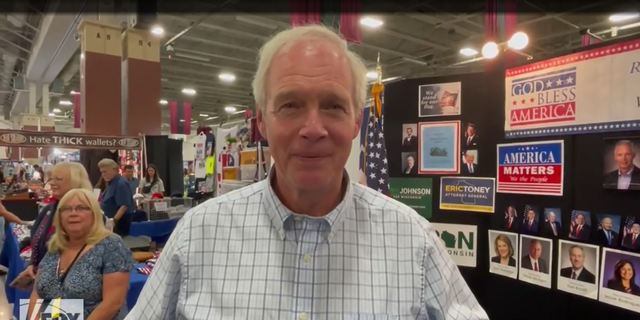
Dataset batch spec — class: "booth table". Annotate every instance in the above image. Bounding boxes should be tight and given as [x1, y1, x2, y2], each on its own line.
[0, 223, 149, 318]
[129, 218, 179, 245]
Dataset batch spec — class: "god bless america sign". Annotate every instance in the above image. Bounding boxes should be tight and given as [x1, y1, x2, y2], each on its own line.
[496, 140, 564, 196]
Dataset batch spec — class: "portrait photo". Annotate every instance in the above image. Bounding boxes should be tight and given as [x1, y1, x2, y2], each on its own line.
[520, 204, 539, 235]
[460, 150, 478, 175]
[401, 123, 418, 150]
[568, 210, 592, 241]
[418, 81, 461, 117]
[519, 235, 553, 288]
[401, 152, 418, 176]
[557, 240, 600, 299]
[622, 216, 640, 252]
[502, 205, 519, 232]
[461, 122, 479, 151]
[595, 214, 622, 248]
[488, 230, 519, 279]
[541, 208, 562, 238]
[599, 248, 640, 313]
[602, 138, 640, 190]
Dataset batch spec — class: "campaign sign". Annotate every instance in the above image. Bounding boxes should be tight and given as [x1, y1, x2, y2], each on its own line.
[439, 177, 495, 213]
[496, 140, 564, 196]
[20, 299, 84, 320]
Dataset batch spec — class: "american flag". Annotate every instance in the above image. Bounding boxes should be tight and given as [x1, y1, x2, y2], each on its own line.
[623, 216, 638, 238]
[522, 204, 536, 224]
[570, 210, 589, 232]
[360, 84, 389, 195]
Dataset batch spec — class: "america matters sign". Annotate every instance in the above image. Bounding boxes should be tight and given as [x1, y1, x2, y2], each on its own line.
[0, 130, 142, 150]
[430, 223, 477, 267]
[504, 39, 640, 138]
[496, 140, 564, 196]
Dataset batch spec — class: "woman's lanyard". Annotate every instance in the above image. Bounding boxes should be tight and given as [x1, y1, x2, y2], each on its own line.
[56, 244, 87, 289]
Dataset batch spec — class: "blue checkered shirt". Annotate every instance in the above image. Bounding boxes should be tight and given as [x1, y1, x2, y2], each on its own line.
[126, 177, 488, 320]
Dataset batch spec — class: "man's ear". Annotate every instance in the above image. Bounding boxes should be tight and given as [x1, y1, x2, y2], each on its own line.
[256, 104, 268, 140]
[353, 108, 363, 139]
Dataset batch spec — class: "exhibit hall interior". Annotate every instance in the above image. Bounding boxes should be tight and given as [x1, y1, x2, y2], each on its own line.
[0, 1, 638, 319]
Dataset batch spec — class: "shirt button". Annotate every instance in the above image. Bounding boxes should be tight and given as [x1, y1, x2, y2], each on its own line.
[303, 254, 311, 263]
[328, 232, 334, 241]
[299, 313, 308, 320]
[278, 230, 284, 238]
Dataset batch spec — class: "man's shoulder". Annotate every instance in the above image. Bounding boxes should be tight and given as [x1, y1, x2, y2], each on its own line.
[183, 181, 266, 220]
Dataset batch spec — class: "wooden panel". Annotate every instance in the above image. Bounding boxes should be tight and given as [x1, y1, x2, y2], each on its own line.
[123, 29, 160, 62]
[78, 20, 122, 57]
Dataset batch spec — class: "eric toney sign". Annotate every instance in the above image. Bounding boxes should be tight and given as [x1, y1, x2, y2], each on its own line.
[0, 130, 142, 150]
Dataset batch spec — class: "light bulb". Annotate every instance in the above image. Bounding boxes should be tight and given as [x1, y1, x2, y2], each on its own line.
[508, 32, 529, 50]
[482, 42, 499, 59]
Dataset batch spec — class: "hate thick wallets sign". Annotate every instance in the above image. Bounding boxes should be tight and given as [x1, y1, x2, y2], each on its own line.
[0, 130, 142, 150]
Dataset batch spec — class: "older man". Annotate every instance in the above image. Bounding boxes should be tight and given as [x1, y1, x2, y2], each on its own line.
[126, 25, 487, 320]
[595, 217, 619, 247]
[603, 140, 640, 189]
[623, 223, 640, 250]
[98, 158, 134, 236]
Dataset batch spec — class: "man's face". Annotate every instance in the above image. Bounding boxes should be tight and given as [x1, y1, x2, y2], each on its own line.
[548, 212, 555, 222]
[257, 38, 361, 190]
[633, 224, 640, 234]
[100, 167, 118, 182]
[124, 168, 134, 179]
[508, 207, 514, 217]
[467, 126, 475, 136]
[406, 128, 413, 136]
[569, 247, 585, 269]
[465, 154, 474, 164]
[601, 218, 612, 230]
[529, 242, 542, 259]
[614, 144, 635, 171]
[406, 156, 414, 167]
[576, 214, 584, 225]
[528, 210, 535, 220]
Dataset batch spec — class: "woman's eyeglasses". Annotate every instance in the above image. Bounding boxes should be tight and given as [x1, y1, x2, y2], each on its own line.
[59, 206, 92, 214]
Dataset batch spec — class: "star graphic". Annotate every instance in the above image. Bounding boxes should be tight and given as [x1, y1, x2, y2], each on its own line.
[521, 99, 526, 104]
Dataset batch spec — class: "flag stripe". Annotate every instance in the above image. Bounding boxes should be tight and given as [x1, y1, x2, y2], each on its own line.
[177, 102, 184, 134]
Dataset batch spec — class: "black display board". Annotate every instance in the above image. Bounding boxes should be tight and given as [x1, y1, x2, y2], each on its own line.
[145, 136, 184, 197]
[384, 63, 638, 318]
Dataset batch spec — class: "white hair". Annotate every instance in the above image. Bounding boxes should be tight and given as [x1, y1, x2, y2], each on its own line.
[97, 158, 119, 170]
[252, 24, 368, 112]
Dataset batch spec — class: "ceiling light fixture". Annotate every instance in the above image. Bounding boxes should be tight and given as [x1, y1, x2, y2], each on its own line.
[59, 100, 72, 106]
[218, 73, 236, 82]
[507, 32, 529, 50]
[459, 48, 478, 56]
[182, 88, 196, 95]
[52, 108, 61, 113]
[224, 106, 237, 113]
[160, 99, 168, 105]
[360, 18, 383, 28]
[151, 26, 165, 36]
[481, 42, 499, 59]
[199, 114, 208, 117]
[609, 13, 639, 23]
[366, 71, 378, 80]
[175, 52, 210, 62]
[70, 90, 79, 95]
[48, 113, 55, 117]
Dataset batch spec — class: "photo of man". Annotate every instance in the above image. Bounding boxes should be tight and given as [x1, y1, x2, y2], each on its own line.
[520, 205, 539, 234]
[559, 242, 597, 284]
[503, 205, 519, 232]
[603, 139, 640, 190]
[401, 152, 418, 175]
[462, 123, 479, 150]
[460, 150, 478, 175]
[622, 217, 640, 251]
[401, 124, 418, 149]
[541, 208, 562, 238]
[568, 210, 592, 241]
[520, 237, 550, 274]
[595, 214, 621, 248]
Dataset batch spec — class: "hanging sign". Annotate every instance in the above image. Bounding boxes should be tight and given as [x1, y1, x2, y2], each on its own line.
[0, 130, 142, 150]
[504, 39, 640, 138]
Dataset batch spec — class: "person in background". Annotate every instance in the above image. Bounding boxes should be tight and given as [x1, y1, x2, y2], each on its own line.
[127, 24, 488, 320]
[99, 159, 135, 236]
[32, 164, 45, 181]
[606, 259, 640, 295]
[26, 188, 134, 320]
[43, 169, 54, 193]
[95, 176, 107, 202]
[0, 165, 5, 184]
[139, 164, 164, 199]
[13, 162, 92, 289]
[123, 164, 139, 195]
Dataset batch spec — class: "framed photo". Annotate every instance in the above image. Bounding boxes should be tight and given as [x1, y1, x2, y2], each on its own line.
[519, 234, 553, 288]
[599, 248, 640, 313]
[418, 82, 461, 117]
[557, 240, 600, 299]
[488, 230, 519, 279]
[418, 121, 460, 175]
[602, 138, 640, 190]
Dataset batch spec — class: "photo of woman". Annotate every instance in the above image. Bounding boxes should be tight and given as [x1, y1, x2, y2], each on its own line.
[606, 259, 640, 295]
[488, 230, 519, 279]
[599, 248, 640, 313]
[491, 234, 516, 267]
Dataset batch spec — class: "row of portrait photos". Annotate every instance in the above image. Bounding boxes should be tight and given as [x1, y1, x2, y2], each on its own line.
[489, 231, 640, 314]
[500, 205, 640, 252]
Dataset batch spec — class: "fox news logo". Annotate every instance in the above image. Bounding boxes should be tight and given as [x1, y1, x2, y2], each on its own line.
[19, 299, 84, 320]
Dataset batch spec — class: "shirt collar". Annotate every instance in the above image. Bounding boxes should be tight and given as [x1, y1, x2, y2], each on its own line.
[619, 167, 634, 177]
[263, 167, 353, 242]
[109, 174, 122, 185]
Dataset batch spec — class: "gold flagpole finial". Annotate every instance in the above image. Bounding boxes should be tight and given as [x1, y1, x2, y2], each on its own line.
[376, 52, 382, 84]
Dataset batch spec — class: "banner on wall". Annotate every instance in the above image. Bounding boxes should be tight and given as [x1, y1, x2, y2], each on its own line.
[430, 223, 477, 267]
[0, 130, 141, 150]
[439, 177, 495, 213]
[389, 177, 433, 219]
[496, 140, 564, 196]
[504, 39, 640, 138]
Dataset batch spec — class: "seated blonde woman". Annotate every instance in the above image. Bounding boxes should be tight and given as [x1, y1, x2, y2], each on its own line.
[27, 188, 135, 320]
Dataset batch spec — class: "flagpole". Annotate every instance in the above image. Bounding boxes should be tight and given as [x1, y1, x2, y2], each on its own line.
[376, 52, 382, 84]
